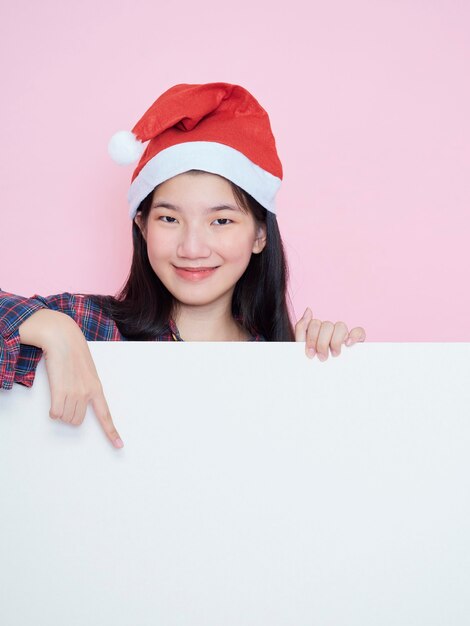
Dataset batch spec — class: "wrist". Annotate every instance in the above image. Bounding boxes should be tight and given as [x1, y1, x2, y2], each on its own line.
[19, 309, 79, 350]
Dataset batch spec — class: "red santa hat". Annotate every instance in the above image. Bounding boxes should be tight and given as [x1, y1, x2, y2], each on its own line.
[108, 82, 283, 220]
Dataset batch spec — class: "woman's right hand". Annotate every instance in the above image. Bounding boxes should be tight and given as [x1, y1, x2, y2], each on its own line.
[33, 311, 124, 449]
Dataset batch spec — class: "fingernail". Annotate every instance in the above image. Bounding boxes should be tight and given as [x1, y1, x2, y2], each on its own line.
[307, 348, 315, 358]
[114, 437, 124, 448]
[318, 353, 326, 361]
[345, 338, 353, 346]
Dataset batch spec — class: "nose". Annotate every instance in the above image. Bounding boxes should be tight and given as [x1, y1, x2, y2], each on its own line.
[176, 223, 212, 259]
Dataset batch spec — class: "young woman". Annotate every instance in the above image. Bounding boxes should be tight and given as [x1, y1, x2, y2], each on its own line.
[0, 82, 366, 449]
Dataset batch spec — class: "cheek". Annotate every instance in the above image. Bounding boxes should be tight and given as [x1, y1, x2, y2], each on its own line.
[146, 231, 173, 262]
[222, 230, 256, 260]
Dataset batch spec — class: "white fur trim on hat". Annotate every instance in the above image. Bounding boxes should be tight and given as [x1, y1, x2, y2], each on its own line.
[127, 141, 281, 219]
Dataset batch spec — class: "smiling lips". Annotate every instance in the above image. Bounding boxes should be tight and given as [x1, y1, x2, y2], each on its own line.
[173, 265, 219, 281]
[175, 266, 218, 270]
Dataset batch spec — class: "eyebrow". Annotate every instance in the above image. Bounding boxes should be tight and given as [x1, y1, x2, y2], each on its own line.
[151, 201, 242, 213]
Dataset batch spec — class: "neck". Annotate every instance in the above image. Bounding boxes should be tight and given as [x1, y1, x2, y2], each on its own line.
[172, 299, 250, 342]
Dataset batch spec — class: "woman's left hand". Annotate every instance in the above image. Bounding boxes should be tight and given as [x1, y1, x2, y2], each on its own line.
[295, 307, 366, 361]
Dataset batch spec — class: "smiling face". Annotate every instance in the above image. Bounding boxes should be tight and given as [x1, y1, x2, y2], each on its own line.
[134, 171, 267, 311]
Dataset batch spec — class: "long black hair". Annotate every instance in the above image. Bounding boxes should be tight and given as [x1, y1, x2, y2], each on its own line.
[87, 171, 295, 341]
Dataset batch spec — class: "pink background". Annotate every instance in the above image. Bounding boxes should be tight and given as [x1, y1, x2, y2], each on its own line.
[1, 0, 469, 340]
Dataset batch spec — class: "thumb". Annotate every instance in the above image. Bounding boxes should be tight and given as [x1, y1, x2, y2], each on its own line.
[294, 307, 313, 341]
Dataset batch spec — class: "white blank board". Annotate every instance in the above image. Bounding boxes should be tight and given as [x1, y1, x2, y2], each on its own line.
[1, 342, 470, 626]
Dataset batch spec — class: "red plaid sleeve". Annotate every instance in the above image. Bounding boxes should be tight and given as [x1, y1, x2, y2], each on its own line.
[0, 290, 123, 391]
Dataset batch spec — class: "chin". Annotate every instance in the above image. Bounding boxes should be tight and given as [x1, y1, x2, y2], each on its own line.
[170, 282, 236, 306]
[172, 289, 224, 304]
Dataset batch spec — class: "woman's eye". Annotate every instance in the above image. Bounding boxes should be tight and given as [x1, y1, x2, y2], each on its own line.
[158, 216, 233, 226]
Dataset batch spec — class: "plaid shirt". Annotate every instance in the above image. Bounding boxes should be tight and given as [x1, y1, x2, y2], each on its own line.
[0, 289, 265, 391]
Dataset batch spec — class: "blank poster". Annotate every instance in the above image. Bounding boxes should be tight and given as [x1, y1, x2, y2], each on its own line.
[1, 341, 469, 626]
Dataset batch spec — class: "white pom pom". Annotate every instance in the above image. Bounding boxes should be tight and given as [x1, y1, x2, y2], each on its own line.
[108, 130, 146, 165]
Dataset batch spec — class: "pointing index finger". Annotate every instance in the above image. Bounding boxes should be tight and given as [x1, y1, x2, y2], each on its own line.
[91, 392, 124, 449]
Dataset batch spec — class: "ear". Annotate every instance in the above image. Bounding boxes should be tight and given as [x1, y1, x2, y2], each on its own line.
[252, 222, 267, 254]
[134, 212, 146, 242]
